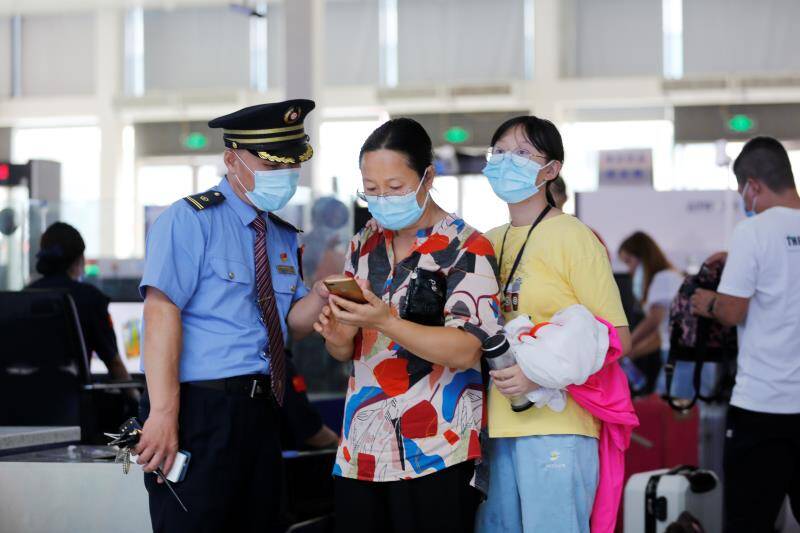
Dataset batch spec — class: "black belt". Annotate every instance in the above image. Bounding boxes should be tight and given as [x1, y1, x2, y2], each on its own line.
[185, 374, 273, 400]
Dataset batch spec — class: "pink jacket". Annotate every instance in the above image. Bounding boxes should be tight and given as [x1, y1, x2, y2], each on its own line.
[567, 319, 639, 533]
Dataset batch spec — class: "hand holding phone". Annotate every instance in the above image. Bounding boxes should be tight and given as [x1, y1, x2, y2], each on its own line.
[323, 276, 368, 304]
[165, 450, 191, 483]
[130, 450, 190, 483]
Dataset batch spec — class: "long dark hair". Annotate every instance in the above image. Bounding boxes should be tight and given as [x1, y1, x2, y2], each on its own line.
[489, 115, 565, 207]
[359, 118, 433, 177]
[36, 222, 85, 276]
[618, 231, 673, 302]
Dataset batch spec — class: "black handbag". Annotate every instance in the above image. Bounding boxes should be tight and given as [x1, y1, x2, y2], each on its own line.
[400, 268, 446, 327]
[665, 259, 738, 411]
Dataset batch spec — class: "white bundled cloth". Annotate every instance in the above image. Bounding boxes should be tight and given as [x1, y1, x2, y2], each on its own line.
[503, 305, 610, 412]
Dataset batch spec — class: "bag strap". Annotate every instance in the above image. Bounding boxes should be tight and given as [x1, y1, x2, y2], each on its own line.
[664, 352, 701, 411]
[698, 345, 738, 403]
[665, 321, 684, 410]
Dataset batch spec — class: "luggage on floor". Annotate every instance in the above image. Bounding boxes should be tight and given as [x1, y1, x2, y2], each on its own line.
[625, 394, 699, 478]
[619, 396, 700, 532]
[624, 466, 722, 533]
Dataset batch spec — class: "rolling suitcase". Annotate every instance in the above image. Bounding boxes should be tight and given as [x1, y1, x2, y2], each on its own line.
[624, 466, 722, 533]
[625, 394, 699, 478]
[618, 395, 700, 532]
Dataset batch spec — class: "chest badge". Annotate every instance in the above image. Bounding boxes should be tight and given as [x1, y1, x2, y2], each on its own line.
[276, 265, 296, 275]
[503, 276, 523, 312]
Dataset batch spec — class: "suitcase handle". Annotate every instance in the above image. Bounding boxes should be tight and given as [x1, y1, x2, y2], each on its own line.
[645, 465, 719, 532]
[645, 474, 664, 533]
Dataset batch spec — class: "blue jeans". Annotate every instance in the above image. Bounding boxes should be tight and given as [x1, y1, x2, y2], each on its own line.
[476, 434, 599, 533]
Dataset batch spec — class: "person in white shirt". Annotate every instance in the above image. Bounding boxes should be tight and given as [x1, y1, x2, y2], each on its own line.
[691, 136, 800, 533]
[618, 231, 686, 394]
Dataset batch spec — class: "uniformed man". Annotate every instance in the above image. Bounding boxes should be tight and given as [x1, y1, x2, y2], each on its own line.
[134, 99, 329, 532]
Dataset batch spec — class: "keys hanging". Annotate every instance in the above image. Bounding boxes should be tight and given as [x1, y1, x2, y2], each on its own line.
[105, 417, 188, 513]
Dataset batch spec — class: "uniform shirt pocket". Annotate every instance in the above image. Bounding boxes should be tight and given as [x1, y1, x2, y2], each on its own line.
[210, 256, 254, 285]
[271, 269, 298, 327]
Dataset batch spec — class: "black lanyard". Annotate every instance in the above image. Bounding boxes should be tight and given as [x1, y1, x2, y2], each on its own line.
[498, 206, 551, 297]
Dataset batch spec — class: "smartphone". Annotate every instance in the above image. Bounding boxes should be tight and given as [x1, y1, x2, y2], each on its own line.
[165, 450, 191, 483]
[324, 276, 368, 304]
[130, 449, 191, 483]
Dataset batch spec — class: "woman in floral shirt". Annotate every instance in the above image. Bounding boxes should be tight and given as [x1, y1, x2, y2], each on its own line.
[314, 118, 502, 532]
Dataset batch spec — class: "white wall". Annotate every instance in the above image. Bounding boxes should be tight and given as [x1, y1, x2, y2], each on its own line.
[684, 0, 800, 75]
[325, 0, 379, 86]
[21, 13, 96, 96]
[267, 2, 286, 90]
[13, 126, 102, 257]
[4, 0, 800, 258]
[143, 6, 250, 91]
[0, 18, 9, 98]
[568, 0, 662, 77]
[398, 0, 525, 84]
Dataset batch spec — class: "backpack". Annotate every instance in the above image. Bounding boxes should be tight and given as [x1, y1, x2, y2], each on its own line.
[666, 259, 738, 411]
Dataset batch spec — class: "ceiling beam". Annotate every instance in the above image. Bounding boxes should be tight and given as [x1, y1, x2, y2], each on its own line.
[0, 0, 281, 17]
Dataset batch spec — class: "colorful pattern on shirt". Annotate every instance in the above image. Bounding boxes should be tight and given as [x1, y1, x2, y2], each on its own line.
[333, 215, 503, 482]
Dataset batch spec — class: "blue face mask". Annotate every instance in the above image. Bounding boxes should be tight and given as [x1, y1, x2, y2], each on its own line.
[233, 151, 299, 212]
[632, 264, 644, 301]
[741, 182, 757, 218]
[482, 153, 553, 204]
[364, 174, 430, 231]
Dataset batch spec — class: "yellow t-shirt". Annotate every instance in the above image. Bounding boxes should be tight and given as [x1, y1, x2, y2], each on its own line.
[486, 213, 628, 439]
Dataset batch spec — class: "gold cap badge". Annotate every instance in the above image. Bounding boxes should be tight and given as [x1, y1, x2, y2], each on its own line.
[284, 107, 301, 125]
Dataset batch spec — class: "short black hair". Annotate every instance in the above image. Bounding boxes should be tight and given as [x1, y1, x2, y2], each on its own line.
[36, 222, 85, 276]
[732, 136, 796, 193]
[489, 116, 564, 206]
[359, 118, 433, 177]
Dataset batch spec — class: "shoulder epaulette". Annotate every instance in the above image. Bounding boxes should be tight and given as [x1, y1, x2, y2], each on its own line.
[268, 212, 303, 233]
[183, 190, 225, 211]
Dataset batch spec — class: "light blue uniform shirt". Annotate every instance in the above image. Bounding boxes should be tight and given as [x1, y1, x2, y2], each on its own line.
[139, 177, 309, 382]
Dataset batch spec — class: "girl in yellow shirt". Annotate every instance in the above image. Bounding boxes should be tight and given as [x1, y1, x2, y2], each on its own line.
[475, 116, 632, 533]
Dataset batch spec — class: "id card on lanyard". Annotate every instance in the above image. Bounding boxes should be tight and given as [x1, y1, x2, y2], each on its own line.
[498, 206, 551, 313]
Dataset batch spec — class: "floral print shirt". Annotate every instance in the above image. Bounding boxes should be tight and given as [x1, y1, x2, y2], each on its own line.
[333, 214, 503, 482]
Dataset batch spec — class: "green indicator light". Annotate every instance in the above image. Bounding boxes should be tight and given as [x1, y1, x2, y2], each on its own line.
[184, 132, 208, 150]
[728, 114, 754, 133]
[443, 126, 470, 144]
